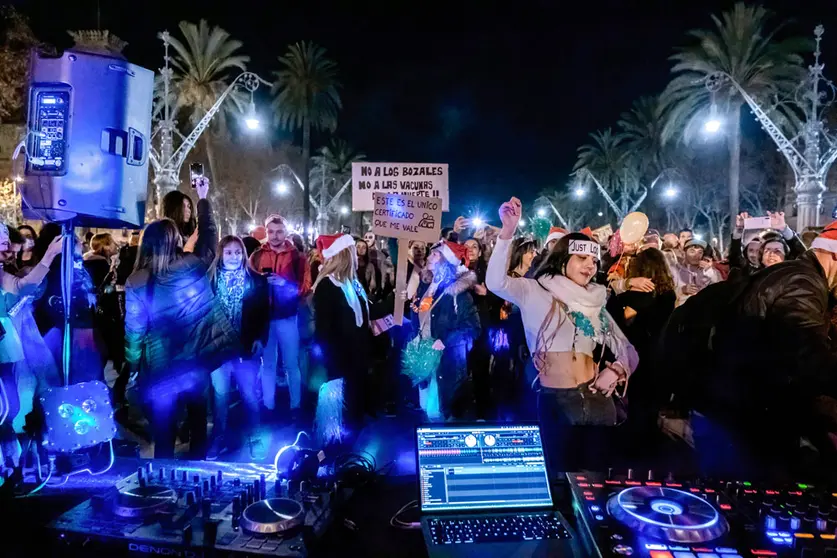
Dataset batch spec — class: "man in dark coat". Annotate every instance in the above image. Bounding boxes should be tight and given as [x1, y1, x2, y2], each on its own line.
[697, 222, 837, 480]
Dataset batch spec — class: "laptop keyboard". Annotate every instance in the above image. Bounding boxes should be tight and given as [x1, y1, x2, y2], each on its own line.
[428, 514, 571, 545]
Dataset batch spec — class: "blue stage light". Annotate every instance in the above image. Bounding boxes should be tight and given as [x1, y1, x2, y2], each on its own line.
[41, 381, 116, 452]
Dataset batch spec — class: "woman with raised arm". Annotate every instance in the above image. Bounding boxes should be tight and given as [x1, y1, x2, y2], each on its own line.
[486, 197, 638, 469]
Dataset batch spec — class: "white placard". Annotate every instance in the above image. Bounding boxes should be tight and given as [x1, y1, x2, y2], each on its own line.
[352, 162, 449, 212]
[372, 193, 442, 243]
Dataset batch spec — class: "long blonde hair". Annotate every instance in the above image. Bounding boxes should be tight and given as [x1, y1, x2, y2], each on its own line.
[313, 245, 357, 289]
[134, 219, 181, 276]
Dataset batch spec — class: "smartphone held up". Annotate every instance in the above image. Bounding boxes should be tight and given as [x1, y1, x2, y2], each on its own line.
[190, 162, 204, 189]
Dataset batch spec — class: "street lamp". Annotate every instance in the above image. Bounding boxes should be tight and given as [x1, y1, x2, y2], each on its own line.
[704, 25, 837, 230]
[148, 31, 270, 218]
[536, 208, 547, 218]
[340, 206, 349, 216]
[275, 180, 289, 195]
[664, 185, 678, 199]
[574, 186, 586, 198]
[472, 216, 485, 228]
[519, 219, 527, 227]
[704, 118, 722, 133]
[597, 211, 604, 217]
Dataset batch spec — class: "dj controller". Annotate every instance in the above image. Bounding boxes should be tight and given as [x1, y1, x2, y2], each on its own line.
[47, 459, 348, 557]
[569, 471, 837, 558]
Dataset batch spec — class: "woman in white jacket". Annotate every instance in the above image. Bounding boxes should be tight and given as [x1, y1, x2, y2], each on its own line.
[486, 198, 638, 466]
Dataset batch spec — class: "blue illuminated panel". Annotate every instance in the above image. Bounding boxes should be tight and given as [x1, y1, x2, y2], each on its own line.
[417, 424, 553, 512]
[29, 89, 70, 174]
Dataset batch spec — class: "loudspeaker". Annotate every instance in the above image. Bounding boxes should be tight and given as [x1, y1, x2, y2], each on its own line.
[21, 48, 153, 228]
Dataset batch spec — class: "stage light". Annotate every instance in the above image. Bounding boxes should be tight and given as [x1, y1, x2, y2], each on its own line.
[41, 382, 115, 452]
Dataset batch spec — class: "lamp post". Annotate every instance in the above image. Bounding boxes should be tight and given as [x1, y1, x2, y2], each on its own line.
[573, 167, 683, 222]
[148, 31, 269, 218]
[705, 25, 837, 231]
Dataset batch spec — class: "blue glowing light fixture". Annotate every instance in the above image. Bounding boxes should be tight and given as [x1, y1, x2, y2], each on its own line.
[41, 381, 116, 452]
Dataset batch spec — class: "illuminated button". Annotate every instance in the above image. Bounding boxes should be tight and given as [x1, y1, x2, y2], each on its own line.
[595, 514, 605, 521]
[612, 545, 633, 556]
[794, 533, 815, 539]
[646, 545, 668, 551]
[649, 551, 673, 558]
[697, 553, 720, 558]
[674, 553, 697, 558]
[715, 549, 738, 554]
[590, 505, 601, 512]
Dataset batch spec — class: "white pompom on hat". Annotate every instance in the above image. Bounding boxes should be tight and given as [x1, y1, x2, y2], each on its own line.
[316, 233, 355, 260]
[812, 221, 837, 253]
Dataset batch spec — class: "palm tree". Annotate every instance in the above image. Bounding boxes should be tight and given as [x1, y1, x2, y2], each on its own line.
[271, 41, 342, 234]
[660, 2, 809, 219]
[310, 138, 365, 232]
[163, 20, 249, 193]
[617, 96, 669, 180]
[574, 129, 644, 219]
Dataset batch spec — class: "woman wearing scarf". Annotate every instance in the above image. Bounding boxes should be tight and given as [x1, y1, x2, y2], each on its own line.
[207, 236, 269, 460]
[312, 234, 371, 448]
[486, 198, 638, 470]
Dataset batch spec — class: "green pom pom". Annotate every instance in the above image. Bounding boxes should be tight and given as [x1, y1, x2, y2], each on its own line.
[531, 217, 552, 243]
[401, 337, 442, 386]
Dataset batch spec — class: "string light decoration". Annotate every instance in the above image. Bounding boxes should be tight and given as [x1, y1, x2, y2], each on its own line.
[0, 178, 22, 224]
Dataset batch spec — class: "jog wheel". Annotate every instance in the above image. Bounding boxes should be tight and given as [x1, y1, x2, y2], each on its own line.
[241, 498, 304, 535]
[113, 485, 178, 518]
[606, 486, 728, 543]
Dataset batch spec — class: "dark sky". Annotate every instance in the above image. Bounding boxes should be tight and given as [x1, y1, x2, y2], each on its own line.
[10, 0, 835, 220]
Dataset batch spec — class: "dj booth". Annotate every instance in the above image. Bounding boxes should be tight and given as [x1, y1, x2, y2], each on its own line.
[6, 422, 837, 558]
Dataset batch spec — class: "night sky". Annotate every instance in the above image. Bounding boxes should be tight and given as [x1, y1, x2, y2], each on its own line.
[9, 0, 835, 221]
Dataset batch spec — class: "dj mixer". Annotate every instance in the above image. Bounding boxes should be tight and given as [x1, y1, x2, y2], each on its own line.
[569, 471, 837, 558]
[47, 459, 347, 557]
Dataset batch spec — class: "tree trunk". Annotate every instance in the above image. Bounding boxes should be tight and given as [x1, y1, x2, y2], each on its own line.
[203, 133, 224, 237]
[728, 102, 742, 221]
[302, 120, 311, 239]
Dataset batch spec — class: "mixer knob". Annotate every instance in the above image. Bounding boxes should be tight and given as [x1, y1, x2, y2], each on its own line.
[203, 519, 219, 547]
[817, 517, 828, 532]
[234, 478, 241, 487]
[627, 469, 634, 481]
[137, 466, 145, 483]
[201, 498, 212, 519]
[253, 479, 261, 502]
[185, 491, 196, 506]
[138, 474, 147, 488]
[765, 515, 778, 530]
[182, 523, 192, 546]
[647, 470, 654, 481]
[217, 470, 223, 484]
[158, 468, 164, 482]
[193, 475, 200, 484]
[210, 475, 216, 490]
[790, 516, 802, 531]
[203, 479, 209, 494]
[232, 495, 242, 516]
[260, 474, 267, 499]
[195, 483, 203, 500]
[145, 462, 153, 476]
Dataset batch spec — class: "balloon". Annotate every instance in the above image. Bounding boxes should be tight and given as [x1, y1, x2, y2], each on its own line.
[619, 212, 649, 245]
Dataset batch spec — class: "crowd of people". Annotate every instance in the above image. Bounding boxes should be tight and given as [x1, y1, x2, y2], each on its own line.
[1, 180, 836, 482]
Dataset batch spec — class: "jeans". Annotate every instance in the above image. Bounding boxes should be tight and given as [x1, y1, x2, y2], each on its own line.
[211, 357, 261, 439]
[263, 317, 301, 410]
[538, 384, 616, 471]
[142, 370, 208, 459]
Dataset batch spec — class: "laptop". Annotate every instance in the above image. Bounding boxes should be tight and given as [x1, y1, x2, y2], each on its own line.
[416, 423, 579, 558]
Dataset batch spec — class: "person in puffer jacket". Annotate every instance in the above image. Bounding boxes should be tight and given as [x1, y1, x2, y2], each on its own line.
[248, 214, 311, 418]
[125, 178, 237, 459]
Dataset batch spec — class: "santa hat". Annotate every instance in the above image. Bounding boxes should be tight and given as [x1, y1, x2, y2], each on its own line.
[546, 227, 568, 245]
[579, 227, 593, 239]
[436, 240, 470, 268]
[316, 233, 355, 260]
[812, 221, 837, 253]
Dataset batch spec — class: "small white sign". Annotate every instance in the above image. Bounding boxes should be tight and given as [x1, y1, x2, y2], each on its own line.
[372, 193, 442, 243]
[352, 162, 449, 212]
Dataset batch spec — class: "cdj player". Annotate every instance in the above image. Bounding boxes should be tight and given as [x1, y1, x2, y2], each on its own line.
[569, 471, 837, 558]
[47, 459, 348, 557]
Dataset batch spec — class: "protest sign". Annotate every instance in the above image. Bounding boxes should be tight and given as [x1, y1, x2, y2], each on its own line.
[371, 192, 442, 244]
[352, 162, 449, 212]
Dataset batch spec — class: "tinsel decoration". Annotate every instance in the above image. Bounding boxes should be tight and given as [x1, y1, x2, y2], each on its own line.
[315, 378, 345, 446]
[531, 217, 552, 244]
[401, 337, 442, 386]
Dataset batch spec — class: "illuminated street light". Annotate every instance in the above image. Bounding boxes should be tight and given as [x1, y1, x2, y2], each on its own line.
[340, 206, 349, 215]
[664, 186, 678, 199]
[704, 118, 722, 133]
[275, 180, 289, 195]
[536, 208, 547, 218]
[574, 186, 586, 198]
[244, 99, 260, 130]
[518, 219, 526, 227]
[597, 211, 604, 217]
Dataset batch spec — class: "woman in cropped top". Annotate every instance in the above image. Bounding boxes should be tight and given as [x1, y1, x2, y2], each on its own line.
[486, 198, 638, 431]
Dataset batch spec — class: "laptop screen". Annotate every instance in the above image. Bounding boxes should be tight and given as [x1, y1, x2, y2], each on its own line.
[416, 424, 553, 513]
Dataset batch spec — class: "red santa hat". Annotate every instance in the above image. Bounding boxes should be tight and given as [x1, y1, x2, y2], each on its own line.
[436, 240, 470, 268]
[546, 227, 568, 245]
[316, 233, 355, 260]
[579, 226, 594, 239]
[812, 222, 837, 253]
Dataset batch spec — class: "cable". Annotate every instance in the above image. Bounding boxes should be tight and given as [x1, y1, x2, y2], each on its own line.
[389, 499, 420, 530]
